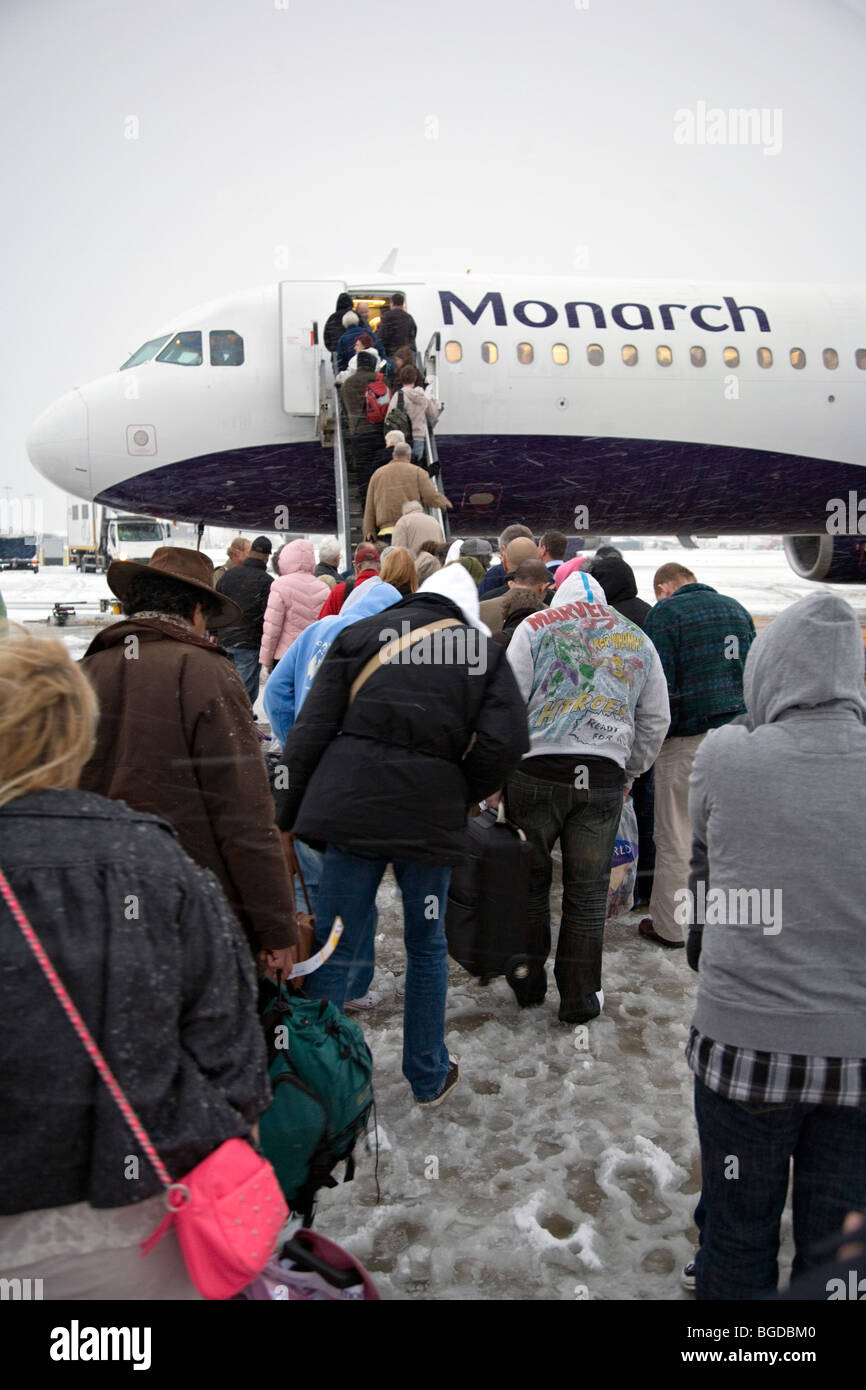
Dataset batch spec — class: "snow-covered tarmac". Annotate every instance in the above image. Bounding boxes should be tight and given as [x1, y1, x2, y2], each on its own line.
[3, 546, 861, 1299]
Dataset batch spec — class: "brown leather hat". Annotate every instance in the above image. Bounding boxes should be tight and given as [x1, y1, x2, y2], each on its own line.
[106, 547, 243, 629]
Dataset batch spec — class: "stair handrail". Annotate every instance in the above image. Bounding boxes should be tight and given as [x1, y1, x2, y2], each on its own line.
[330, 376, 352, 567]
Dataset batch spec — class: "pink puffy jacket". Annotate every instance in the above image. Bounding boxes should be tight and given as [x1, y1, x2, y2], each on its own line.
[259, 540, 330, 667]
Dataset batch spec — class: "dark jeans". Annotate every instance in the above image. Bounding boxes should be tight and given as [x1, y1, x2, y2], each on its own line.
[693, 1075, 866, 1300]
[631, 764, 655, 903]
[351, 427, 385, 510]
[505, 769, 622, 1022]
[305, 846, 452, 1100]
[225, 646, 260, 705]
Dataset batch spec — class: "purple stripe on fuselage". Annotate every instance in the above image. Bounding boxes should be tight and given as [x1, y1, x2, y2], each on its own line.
[95, 435, 863, 534]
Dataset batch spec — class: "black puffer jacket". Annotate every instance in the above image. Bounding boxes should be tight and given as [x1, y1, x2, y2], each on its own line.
[0, 790, 271, 1214]
[279, 591, 529, 863]
[590, 556, 652, 631]
[216, 555, 273, 648]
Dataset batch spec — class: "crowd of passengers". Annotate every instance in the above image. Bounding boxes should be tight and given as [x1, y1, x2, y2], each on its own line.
[1, 500, 864, 1303]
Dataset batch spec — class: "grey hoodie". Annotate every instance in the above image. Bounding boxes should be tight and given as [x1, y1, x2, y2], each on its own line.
[689, 592, 866, 1057]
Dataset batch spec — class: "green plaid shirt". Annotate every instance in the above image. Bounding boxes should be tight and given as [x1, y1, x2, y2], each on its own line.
[644, 584, 755, 738]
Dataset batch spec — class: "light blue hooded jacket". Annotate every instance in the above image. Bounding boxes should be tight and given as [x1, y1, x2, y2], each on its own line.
[263, 580, 401, 745]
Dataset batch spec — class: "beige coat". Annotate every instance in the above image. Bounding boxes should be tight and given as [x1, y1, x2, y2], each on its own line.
[363, 460, 449, 538]
[390, 509, 445, 555]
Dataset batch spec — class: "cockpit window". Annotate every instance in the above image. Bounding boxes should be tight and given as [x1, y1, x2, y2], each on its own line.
[210, 330, 245, 366]
[156, 332, 203, 366]
[119, 335, 172, 371]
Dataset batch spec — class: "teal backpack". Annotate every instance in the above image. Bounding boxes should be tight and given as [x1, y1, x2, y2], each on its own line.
[259, 982, 374, 1225]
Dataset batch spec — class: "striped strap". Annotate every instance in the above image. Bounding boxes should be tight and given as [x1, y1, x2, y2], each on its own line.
[0, 867, 172, 1190]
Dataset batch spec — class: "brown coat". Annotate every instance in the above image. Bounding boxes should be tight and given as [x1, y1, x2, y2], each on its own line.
[79, 618, 297, 954]
[363, 459, 449, 539]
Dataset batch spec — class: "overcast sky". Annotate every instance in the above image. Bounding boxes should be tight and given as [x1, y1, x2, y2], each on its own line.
[2, 0, 864, 531]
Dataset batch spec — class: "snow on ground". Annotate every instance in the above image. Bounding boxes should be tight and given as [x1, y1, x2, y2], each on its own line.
[3, 548, 838, 1299]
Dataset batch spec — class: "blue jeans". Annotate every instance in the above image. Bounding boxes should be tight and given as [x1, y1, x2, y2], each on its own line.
[693, 1075, 866, 1300]
[305, 846, 451, 1100]
[225, 646, 260, 705]
[411, 438, 425, 464]
[505, 769, 622, 1022]
[293, 838, 376, 1000]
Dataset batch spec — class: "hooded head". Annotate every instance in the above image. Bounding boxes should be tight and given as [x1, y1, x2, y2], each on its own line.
[744, 592, 866, 728]
[419, 562, 492, 637]
[278, 538, 316, 576]
[554, 556, 586, 587]
[589, 555, 639, 604]
[338, 580, 401, 622]
[554, 569, 608, 608]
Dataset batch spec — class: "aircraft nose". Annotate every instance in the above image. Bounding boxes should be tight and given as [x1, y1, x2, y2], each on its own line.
[26, 388, 90, 489]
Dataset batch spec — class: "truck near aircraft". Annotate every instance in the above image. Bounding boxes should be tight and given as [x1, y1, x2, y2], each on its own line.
[67, 500, 169, 572]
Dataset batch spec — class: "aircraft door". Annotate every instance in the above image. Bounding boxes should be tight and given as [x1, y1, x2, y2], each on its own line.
[279, 280, 345, 415]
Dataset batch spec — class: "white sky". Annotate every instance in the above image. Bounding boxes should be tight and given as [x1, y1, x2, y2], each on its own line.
[2, 0, 864, 531]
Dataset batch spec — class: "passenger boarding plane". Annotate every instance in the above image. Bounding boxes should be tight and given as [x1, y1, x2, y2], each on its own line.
[26, 270, 866, 582]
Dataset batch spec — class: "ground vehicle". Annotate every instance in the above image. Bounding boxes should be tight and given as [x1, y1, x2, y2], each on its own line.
[67, 502, 168, 572]
[0, 535, 38, 573]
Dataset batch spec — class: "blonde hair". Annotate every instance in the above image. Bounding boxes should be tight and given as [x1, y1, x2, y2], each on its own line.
[0, 623, 99, 808]
[226, 536, 249, 559]
[380, 547, 418, 594]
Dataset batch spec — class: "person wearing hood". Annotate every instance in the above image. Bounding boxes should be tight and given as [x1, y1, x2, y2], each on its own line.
[590, 553, 655, 905]
[264, 579, 403, 1009]
[504, 569, 670, 1024]
[682, 592, 866, 1301]
[78, 548, 298, 970]
[278, 563, 529, 1106]
[589, 554, 651, 630]
[323, 292, 354, 353]
[258, 539, 330, 673]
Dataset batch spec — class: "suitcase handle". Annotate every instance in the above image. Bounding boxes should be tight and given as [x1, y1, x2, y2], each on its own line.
[494, 798, 526, 842]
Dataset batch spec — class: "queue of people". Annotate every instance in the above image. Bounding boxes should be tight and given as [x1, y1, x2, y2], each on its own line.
[1, 514, 863, 1304]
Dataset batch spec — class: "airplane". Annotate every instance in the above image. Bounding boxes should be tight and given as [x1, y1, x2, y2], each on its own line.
[26, 269, 866, 583]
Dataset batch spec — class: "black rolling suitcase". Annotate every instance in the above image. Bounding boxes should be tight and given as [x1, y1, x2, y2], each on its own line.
[445, 802, 532, 986]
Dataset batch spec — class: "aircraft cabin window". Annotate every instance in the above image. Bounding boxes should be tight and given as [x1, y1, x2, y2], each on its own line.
[210, 330, 245, 366]
[587, 344, 604, 366]
[482, 342, 498, 364]
[656, 346, 672, 367]
[790, 347, 806, 370]
[856, 349, 866, 369]
[723, 346, 740, 367]
[445, 340, 462, 362]
[822, 348, 839, 370]
[119, 334, 172, 371]
[552, 344, 569, 365]
[690, 346, 707, 368]
[757, 347, 773, 368]
[156, 331, 203, 366]
[621, 345, 638, 366]
[517, 343, 534, 364]
[71, 505, 79, 520]
[82, 505, 89, 519]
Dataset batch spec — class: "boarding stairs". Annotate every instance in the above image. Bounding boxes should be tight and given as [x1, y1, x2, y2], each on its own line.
[317, 331, 448, 559]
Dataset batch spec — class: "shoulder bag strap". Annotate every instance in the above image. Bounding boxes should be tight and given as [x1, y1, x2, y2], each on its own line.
[348, 619, 461, 705]
[0, 868, 172, 1190]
